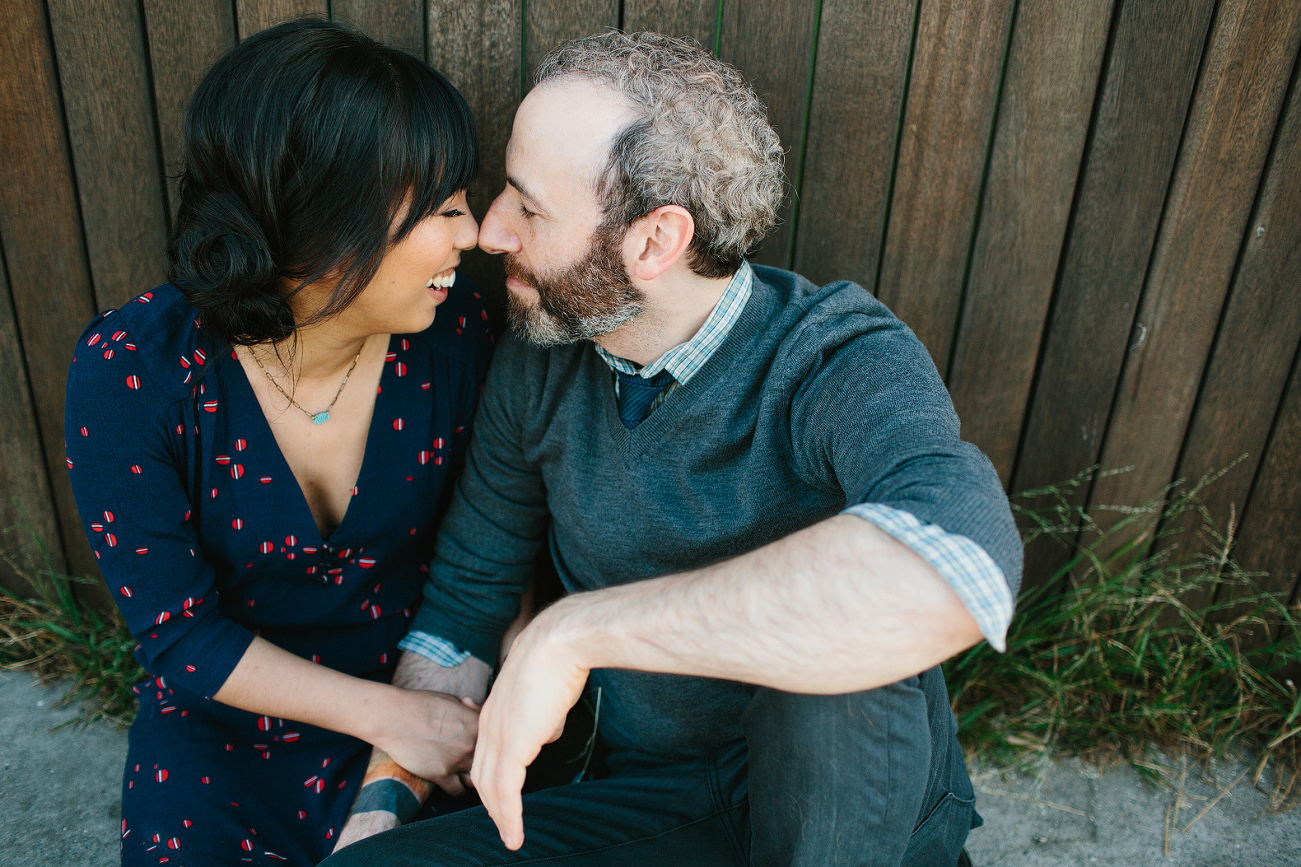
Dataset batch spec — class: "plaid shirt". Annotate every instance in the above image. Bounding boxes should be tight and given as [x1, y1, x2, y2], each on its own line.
[402, 262, 1012, 665]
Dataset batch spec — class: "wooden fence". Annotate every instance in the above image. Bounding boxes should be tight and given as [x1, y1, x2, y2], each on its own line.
[1, 0, 1299, 616]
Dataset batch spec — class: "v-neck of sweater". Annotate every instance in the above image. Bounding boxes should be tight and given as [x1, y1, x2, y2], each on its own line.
[599, 285, 775, 456]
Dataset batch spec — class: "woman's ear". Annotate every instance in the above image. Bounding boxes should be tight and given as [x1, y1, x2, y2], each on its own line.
[627, 205, 695, 281]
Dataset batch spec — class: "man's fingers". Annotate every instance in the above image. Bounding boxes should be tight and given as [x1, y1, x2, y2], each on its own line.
[432, 772, 465, 797]
[489, 763, 528, 850]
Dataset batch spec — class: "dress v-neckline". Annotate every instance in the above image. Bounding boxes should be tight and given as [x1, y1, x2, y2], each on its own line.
[225, 336, 393, 544]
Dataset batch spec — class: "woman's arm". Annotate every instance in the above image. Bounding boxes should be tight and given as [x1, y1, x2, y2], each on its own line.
[213, 636, 480, 783]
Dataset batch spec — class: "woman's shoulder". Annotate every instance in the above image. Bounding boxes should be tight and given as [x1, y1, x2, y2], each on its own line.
[70, 284, 222, 402]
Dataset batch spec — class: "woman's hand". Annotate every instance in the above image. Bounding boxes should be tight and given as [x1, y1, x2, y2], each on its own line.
[370, 690, 481, 795]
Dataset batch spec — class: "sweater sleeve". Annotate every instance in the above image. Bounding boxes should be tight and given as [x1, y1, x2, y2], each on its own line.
[65, 311, 255, 698]
[405, 333, 551, 665]
[789, 305, 1024, 600]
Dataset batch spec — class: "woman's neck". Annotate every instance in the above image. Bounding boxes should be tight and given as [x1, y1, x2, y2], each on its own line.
[251, 320, 378, 385]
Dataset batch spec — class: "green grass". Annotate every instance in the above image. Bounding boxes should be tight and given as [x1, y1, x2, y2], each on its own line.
[3, 471, 1300, 807]
[0, 520, 143, 727]
[945, 468, 1301, 809]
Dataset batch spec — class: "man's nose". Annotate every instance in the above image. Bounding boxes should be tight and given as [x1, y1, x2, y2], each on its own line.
[478, 191, 519, 255]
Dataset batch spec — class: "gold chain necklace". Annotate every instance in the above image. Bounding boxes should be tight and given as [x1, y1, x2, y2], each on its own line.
[249, 342, 364, 425]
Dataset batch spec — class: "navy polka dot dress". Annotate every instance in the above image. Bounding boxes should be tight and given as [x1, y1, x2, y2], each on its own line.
[64, 281, 493, 865]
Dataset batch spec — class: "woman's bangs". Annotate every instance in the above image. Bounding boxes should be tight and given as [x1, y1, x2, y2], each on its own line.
[391, 63, 479, 239]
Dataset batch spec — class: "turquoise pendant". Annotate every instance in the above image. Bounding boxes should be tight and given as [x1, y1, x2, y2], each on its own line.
[311, 412, 330, 424]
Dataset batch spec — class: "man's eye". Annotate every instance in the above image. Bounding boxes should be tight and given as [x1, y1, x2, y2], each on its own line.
[519, 205, 536, 219]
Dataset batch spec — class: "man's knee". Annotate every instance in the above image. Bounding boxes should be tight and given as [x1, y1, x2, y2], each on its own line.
[740, 674, 973, 865]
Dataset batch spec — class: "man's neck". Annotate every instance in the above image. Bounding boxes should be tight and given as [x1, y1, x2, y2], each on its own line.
[594, 269, 735, 366]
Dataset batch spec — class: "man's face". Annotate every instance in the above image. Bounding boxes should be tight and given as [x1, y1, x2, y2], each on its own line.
[479, 80, 645, 346]
[502, 217, 643, 346]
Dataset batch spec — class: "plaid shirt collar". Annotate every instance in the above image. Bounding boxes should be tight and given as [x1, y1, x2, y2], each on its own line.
[595, 261, 753, 383]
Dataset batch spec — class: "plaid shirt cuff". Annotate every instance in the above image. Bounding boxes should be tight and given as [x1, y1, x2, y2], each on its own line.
[845, 503, 1014, 652]
[397, 631, 473, 667]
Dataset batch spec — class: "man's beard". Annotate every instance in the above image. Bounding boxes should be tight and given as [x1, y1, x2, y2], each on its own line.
[504, 219, 644, 346]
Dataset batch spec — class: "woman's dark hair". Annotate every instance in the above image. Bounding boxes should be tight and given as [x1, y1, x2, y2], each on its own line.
[168, 17, 478, 345]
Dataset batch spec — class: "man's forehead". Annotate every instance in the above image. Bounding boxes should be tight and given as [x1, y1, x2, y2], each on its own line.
[507, 79, 636, 205]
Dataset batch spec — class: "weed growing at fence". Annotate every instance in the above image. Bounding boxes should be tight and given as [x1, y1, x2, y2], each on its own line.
[0, 523, 142, 726]
[945, 469, 1301, 809]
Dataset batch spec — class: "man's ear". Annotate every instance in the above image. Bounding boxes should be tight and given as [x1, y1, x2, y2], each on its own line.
[627, 205, 695, 281]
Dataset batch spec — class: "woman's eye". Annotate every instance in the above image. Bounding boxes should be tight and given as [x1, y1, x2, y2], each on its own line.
[441, 209, 465, 218]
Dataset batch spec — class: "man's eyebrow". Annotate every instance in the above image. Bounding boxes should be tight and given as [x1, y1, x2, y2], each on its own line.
[507, 175, 548, 214]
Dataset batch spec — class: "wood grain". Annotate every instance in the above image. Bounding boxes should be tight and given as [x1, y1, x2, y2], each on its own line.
[429, 0, 524, 319]
[1011, 0, 1216, 589]
[945, 0, 1113, 484]
[236, 0, 328, 40]
[0, 243, 65, 594]
[1167, 51, 1301, 612]
[523, 0, 618, 86]
[0, 0, 101, 580]
[47, 0, 170, 311]
[874, 0, 1016, 369]
[142, 0, 237, 215]
[791, 0, 915, 291]
[717, 0, 820, 269]
[333, 0, 425, 57]
[623, 0, 718, 48]
[1088, 0, 1301, 548]
[1225, 350, 1301, 632]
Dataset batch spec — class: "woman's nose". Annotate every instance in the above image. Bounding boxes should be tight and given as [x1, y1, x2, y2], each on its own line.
[455, 211, 479, 250]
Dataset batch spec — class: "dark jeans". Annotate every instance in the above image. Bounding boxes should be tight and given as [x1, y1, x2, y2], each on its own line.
[321, 665, 976, 866]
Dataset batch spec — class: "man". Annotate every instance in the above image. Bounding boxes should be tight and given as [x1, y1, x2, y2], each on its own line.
[326, 31, 1020, 867]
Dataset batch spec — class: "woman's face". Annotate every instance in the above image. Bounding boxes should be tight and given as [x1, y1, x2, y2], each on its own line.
[338, 190, 479, 335]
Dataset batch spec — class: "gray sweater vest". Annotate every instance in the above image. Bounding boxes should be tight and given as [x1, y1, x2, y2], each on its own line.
[411, 265, 1021, 758]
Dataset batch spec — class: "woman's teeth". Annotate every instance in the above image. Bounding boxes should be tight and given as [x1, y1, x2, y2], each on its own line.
[427, 271, 456, 289]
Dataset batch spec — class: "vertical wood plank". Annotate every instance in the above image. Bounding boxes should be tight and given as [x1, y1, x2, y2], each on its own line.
[523, 0, 618, 85]
[945, 0, 1114, 484]
[333, 0, 425, 57]
[717, 0, 819, 269]
[623, 0, 718, 48]
[0, 0, 100, 580]
[47, 0, 171, 311]
[1168, 53, 1301, 610]
[791, 0, 915, 291]
[236, 0, 328, 40]
[0, 243, 65, 594]
[1011, 0, 1216, 588]
[874, 0, 1016, 369]
[1228, 350, 1301, 619]
[142, 0, 238, 216]
[429, 0, 523, 318]
[1088, 0, 1301, 543]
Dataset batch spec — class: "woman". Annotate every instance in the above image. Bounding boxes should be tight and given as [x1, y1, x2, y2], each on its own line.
[64, 19, 490, 865]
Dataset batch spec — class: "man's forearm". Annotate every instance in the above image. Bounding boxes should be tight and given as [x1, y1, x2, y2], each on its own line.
[538, 514, 985, 693]
[392, 649, 492, 702]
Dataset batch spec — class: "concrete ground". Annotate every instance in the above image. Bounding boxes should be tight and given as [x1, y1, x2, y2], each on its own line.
[2, 669, 1299, 866]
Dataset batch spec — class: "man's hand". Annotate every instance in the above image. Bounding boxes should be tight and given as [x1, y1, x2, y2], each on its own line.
[470, 602, 588, 851]
[371, 689, 481, 793]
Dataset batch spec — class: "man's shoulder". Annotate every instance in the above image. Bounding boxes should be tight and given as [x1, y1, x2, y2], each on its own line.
[748, 264, 921, 359]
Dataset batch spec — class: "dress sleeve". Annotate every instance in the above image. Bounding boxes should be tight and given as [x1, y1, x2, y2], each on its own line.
[406, 333, 550, 666]
[789, 310, 1024, 599]
[65, 312, 254, 698]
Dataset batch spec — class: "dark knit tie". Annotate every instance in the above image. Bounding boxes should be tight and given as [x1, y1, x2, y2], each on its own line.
[615, 368, 674, 429]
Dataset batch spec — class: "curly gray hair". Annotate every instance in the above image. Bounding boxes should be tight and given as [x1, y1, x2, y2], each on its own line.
[534, 31, 785, 278]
